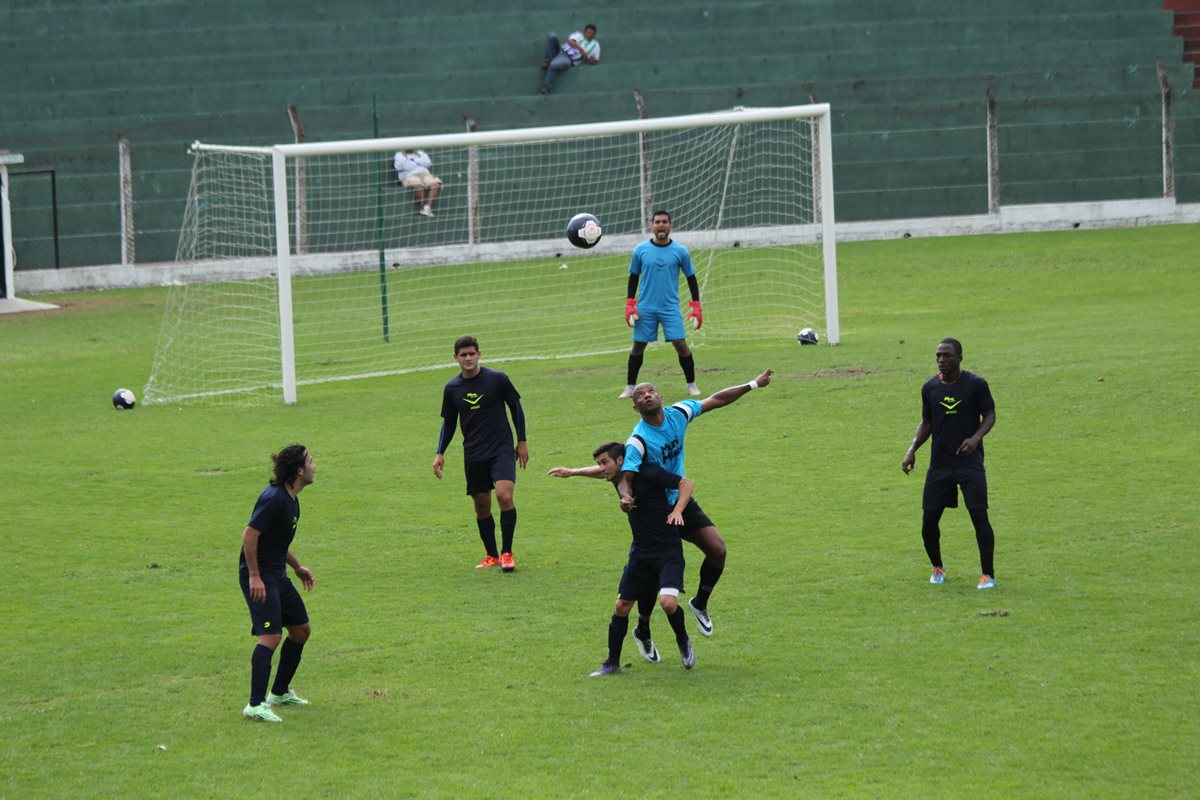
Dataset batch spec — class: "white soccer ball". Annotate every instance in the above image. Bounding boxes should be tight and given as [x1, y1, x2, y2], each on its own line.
[797, 328, 819, 346]
[112, 388, 136, 410]
[566, 212, 603, 249]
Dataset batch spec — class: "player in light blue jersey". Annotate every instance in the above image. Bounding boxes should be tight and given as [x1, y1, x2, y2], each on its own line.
[617, 369, 774, 637]
[620, 210, 705, 400]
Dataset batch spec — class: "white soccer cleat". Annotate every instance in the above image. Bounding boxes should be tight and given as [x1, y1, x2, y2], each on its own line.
[686, 383, 701, 396]
[618, 385, 635, 399]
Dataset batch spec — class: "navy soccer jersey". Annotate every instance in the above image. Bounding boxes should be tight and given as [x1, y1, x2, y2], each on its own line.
[920, 370, 995, 469]
[622, 399, 702, 503]
[629, 239, 695, 313]
[239, 484, 299, 580]
[611, 463, 686, 560]
[438, 366, 526, 462]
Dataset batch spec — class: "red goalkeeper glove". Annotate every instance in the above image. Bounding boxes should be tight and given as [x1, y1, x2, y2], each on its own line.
[686, 300, 703, 330]
[625, 298, 639, 327]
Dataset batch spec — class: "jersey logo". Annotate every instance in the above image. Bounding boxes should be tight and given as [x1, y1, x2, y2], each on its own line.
[939, 396, 961, 413]
[658, 437, 682, 464]
[465, 392, 484, 410]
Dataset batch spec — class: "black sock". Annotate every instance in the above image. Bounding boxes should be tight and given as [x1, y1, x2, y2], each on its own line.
[249, 643, 274, 707]
[271, 637, 305, 697]
[636, 595, 655, 630]
[666, 606, 690, 648]
[969, 508, 996, 577]
[693, 558, 724, 609]
[476, 515, 499, 557]
[500, 508, 517, 554]
[678, 353, 695, 383]
[921, 509, 944, 568]
[626, 353, 644, 385]
[607, 613, 629, 665]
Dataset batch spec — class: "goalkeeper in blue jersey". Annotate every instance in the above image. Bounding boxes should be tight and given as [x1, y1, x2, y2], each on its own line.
[619, 210, 704, 400]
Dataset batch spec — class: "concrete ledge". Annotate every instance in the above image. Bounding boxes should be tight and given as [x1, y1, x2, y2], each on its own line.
[12, 199, 1200, 295]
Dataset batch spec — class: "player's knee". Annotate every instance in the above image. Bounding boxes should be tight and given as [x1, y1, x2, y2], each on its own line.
[698, 528, 727, 561]
[289, 623, 311, 644]
[614, 598, 634, 616]
[258, 633, 282, 651]
[659, 594, 678, 614]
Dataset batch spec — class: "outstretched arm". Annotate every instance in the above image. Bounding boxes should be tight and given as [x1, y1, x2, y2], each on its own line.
[547, 464, 606, 478]
[901, 420, 932, 474]
[699, 368, 774, 413]
[665, 477, 694, 527]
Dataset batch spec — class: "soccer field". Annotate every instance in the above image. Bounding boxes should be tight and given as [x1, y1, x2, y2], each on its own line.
[1, 225, 1197, 798]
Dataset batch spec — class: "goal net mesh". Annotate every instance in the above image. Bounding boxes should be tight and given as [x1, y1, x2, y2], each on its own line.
[145, 111, 829, 404]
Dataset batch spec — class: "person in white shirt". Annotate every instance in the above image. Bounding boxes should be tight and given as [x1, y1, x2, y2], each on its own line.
[393, 149, 442, 217]
[540, 24, 600, 96]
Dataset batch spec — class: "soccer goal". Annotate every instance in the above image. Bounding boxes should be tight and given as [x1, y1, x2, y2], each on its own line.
[144, 104, 837, 405]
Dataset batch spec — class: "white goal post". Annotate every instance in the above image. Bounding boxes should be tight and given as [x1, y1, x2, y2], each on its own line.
[145, 104, 838, 405]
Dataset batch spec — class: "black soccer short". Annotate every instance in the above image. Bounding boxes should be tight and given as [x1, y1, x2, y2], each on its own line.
[618, 553, 686, 601]
[923, 465, 989, 511]
[240, 575, 309, 636]
[679, 498, 715, 540]
[464, 453, 517, 496]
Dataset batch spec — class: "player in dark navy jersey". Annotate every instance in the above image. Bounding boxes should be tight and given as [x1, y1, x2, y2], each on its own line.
[239, 443, 317, 723]
[434, 336, 529, 572]
[619, 210, 705, 399]
[551, 369, 773, 644]
[902, 338, 998, 590]
[586, 442, 697, 675]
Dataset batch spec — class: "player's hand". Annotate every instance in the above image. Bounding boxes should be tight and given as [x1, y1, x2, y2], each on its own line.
[666, 510, 684, 526]
[432, 453, 445, 479]
[625, 298, 639, 327]
[547, 466, 573, 478]
[687, 300, 703, 330]
[956, 437, 980, 456]
[515, 441, 529, 470]
[901, 452, 916, 474]
[248, 575, 266, 604]
[755, 368, 774, 387]
[619, 494, 635, 513]
[294, 565, 316, 591]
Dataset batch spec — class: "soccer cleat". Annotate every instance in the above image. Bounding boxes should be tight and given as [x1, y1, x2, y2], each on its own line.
[243, 703, 282, 723]
[679, 640, 696, 670]
[266, 689, 309, 706]
[631, 627, 660, 663]
[618, 385, 635, 399]
[419, 205, 434, 218]
[978, 574, 996, 590]
[500, 552, 516, 572]
[687, 598, 713, 637]
[930, 566, 946, 585]
[589, 662, 621, 677]
[686, 382, 701, 396]
[476, 554, 502, 569]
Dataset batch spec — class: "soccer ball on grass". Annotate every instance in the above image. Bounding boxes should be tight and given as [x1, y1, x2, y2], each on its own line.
[112, 388, 137, 410]
[797, 328, 819, 345]
[566, 213, 602, 249]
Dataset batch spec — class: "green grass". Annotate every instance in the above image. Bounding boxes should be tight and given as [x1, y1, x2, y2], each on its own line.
[1, 225, 1197, 798]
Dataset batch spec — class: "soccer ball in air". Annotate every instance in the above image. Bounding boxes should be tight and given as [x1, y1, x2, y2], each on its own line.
[112, 388, 137, 410]
[566, 213, 603, 249]
[797, 328, 819, 346]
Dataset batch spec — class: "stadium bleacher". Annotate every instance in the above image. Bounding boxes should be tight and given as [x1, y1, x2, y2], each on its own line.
[2, 0, 1197, 269]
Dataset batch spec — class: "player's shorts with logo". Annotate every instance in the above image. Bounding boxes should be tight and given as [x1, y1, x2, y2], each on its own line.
[633, 306, 687, 343]
[464, 453, 517, 495]
[240, 574, 309, 636]
[923, 465, 988, 511]
[618, 553, 686, 600]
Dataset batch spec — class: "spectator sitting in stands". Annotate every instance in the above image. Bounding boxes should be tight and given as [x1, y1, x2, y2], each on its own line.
[540, 25, 600, 96]
[394, 149, 442, 218]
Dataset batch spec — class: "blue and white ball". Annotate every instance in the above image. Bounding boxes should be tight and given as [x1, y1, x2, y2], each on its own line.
[566, 213, 603, 249]
[797, 328, 819, 346]
[112, 388, 136, 410]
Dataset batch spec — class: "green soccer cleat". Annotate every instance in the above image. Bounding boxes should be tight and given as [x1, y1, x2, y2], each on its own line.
[266, 689, 309, 706]
[243, 703, 283, 722]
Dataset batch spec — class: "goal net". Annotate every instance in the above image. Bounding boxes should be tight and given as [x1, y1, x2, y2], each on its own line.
[144, 105, 837, 405]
